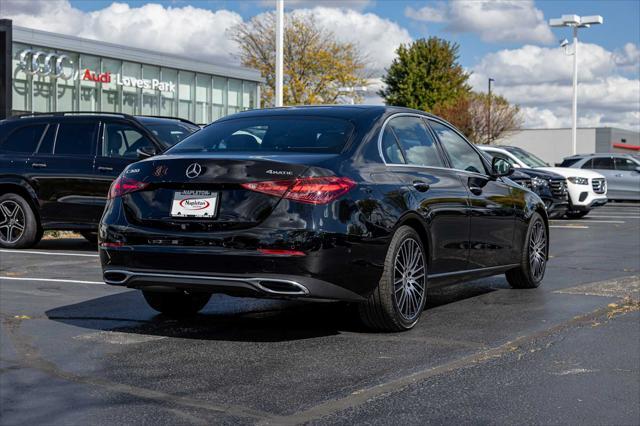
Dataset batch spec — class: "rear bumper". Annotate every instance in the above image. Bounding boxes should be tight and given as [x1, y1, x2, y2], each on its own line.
[99, 240, 384, 302]
[102, 267, 365, 301]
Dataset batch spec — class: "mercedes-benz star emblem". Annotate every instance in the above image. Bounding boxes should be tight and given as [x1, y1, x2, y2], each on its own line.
[185, 163, 202, 179]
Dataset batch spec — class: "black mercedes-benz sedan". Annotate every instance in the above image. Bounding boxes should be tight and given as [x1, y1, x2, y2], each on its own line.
[99, 106, 549, 331]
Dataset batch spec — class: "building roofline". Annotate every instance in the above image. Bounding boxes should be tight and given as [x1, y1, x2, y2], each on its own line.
[12, 25, 264, 83]
[517, 126, 638, 133]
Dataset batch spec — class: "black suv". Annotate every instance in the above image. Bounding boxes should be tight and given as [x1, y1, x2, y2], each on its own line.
[0, 112, 199, 248]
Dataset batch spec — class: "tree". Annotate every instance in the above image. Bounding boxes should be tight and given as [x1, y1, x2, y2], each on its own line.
[230, 13, 368, 107]
[434, 92, 523, 144]
[379, 37, 471, 111]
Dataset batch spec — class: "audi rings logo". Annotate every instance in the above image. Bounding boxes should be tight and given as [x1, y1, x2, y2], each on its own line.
[17, 49, 75, 80]
[185, 163, 203, 179]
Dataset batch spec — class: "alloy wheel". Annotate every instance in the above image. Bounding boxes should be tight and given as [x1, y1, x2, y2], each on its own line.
[0, 200, 26, 244]
[528, 220, 547, 281]
[393, 238, 426, 321]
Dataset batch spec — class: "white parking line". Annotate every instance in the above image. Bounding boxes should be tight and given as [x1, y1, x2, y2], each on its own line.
[550, 220, 626, 224]
[550, 225, 589, 229]
[0, 249, 98, 258]
[0, 276, 104, 285]
[589, 215, 640, 219]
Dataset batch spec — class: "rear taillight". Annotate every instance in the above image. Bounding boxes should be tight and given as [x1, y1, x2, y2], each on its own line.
[108, 176, 149, 199]
[241, 176, 356, 205]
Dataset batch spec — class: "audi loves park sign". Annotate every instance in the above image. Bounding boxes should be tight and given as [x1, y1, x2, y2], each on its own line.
[17, 49, 176, 93]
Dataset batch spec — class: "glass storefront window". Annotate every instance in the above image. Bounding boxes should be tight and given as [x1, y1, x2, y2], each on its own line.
[56, 50, 79, 112]
[12, 42, 31, 113]
[9, 42, 260, 120]
[178, 71, 194, 121]
[122, 61, 141, 115]
[227, 79, 242, 115]
[79, 54, 100, 111]
[142, 64, 160, 115]
[195, 74, 211, 124]
[212, 77, 227, 121]
[160, 68, 177, 117]
[243, 81, 257, 111]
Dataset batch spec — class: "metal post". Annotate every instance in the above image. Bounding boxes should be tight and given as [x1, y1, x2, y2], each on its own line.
[571, 26, 579, 155]
[275, 0, 284, 107]
[487, 78, 494, 144]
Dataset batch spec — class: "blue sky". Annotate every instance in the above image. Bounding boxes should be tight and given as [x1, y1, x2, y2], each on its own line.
[3, 0, 639, 129]
[66, 0, 640, 70]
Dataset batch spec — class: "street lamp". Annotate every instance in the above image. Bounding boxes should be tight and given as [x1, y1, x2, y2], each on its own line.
[549, 14, 603, 155]
[487, 78, 494, 144]
[275, 0, 284, 107]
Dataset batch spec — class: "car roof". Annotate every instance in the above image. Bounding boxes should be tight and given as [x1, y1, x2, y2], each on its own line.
[214, 105, 439, 122]
[2, 112, 197, 128]
[564, 152, 636, 159]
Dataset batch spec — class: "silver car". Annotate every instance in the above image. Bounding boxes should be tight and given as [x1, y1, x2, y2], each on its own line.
[560, 153, 640, 201]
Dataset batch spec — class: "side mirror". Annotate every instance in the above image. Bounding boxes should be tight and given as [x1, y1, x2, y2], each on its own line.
[137, 146, 157, 159]
[491, 157, 514, 178]
[635, 166, 640, 173]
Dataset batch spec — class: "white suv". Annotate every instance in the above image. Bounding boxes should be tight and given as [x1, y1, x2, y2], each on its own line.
[479, 146, 607, 219]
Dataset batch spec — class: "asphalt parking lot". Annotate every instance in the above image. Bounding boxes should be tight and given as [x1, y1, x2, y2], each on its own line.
[1, 203, 639, 425]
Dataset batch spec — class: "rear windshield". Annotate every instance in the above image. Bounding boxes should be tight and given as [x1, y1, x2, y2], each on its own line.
[558, 158, 581, 167]
[168, 116, 354, 154]
[143, 122, 200, 149]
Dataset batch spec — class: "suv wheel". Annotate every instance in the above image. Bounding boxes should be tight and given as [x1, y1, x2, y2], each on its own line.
[142, 290, 211, 317]
[506, 212, 547, 289]
[0, 193, 40, 249]
[359, 225, 427, 331]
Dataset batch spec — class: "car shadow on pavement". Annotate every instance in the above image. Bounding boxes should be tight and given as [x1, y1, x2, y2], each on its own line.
[35, 238, 97, 252]
[45, 279, 504, 341]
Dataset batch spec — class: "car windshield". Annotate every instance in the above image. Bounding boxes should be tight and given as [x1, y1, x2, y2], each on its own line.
[144, 122, 200, 149]
[506, 147, 549, 167]
[559, 158, 581, 167]
[168, 116, 354, 154]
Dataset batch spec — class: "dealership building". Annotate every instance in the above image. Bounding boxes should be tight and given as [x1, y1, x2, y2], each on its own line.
[0, 20, 262, 124]
[496, 127, 640, 165]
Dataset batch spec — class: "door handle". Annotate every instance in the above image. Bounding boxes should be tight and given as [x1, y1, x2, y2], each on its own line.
[469, 186, 483, 195]
[31, 163, 47, 169]
[98, 166, 114, 172]
[412, 181, 430, 192]
[614, 174, 623, 177]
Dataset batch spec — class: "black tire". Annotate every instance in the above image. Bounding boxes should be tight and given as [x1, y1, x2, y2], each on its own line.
[506, 212, 547, 289]
[565, 210, 589, 219]
[358, 225, 427, 332]
[0, 193, 40, 249]
[80, 231, 98, 244]
[142, 290, 211, 317]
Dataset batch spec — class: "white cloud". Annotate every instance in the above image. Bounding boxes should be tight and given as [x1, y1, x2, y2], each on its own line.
[471, 44, 640, 130]
[404, 4, 447, 23]
[406, 0, 554, 44]
[260, 0, 375, 12]
[3, 1, 246, 63]
[293, 7, 412, 74]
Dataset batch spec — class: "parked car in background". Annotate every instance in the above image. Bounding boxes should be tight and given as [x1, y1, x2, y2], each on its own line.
[481, 150, 568, 218]
[99, 106, 549, 331]
[479, 145, 607, 219]
[559, 153, 640, 201]
[0, 112, 199, 248]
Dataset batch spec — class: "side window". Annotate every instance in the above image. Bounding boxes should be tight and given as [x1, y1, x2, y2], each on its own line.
[0, 124, 47, 154]
[581, 159, 593, 169]
[54, 122, 97, 156]
[380, 126, 405, 164]
[387, 116, 443, 167]
[591, 157, 615, 170]
[429, 121, 486, 174]
[103, 123, 155, 159]
[37, 124, 57, 154]
[614, 157, 638, 171]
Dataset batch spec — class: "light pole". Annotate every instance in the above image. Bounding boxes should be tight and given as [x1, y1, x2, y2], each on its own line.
[549, 14, 603, 155]
[487, 77, 494, 145]
[275, 0, 284, 107]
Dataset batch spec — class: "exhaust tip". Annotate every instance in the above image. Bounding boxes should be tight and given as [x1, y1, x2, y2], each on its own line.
[254, 279, 308, 295]
[103, 271, 130, 284]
